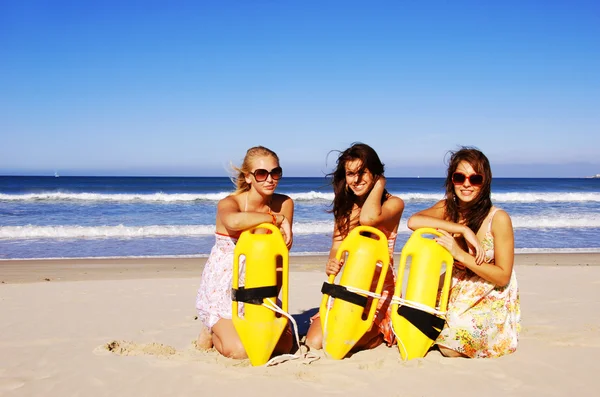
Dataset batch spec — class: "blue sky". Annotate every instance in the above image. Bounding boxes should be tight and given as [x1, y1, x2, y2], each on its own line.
[1, 0, 599, 177]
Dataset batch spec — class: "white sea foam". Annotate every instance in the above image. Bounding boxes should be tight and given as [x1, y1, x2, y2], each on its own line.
[0, 192, 230, 202]
[0, 224, 216, 239]
[2, 214, 600, 240]
[2, 191, 600, 203]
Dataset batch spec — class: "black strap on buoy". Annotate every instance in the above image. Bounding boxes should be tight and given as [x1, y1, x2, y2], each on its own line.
[231, 285, 278, 305]
[321, 282, 368, 308]
[397, 305, 446, 340]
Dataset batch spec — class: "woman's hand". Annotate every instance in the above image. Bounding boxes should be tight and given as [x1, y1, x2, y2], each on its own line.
[461, 226, 485, 265]
[325, 258, 343, 276]
[279, 215, 293, 249]
[435, 229, 467, 260]
[435, 229, 484, 266]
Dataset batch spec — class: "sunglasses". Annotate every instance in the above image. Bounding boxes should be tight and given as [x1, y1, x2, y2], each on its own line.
[452, 172, 484, 186]
[250, 166, 283, 182]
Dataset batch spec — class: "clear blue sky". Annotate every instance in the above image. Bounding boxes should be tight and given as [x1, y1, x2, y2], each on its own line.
[1, 0, 599, 177]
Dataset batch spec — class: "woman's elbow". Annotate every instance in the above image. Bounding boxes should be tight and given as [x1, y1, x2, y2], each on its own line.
[407, 217, 417, 231]
[495, 273, 511, 288]
[223, 217, 243, 231]
[359, 214, 378, 227]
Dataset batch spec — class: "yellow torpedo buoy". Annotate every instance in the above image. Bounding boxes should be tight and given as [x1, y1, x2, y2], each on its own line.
[391, 227, 454, 360]
[232, 223, 289, 366]
[320, 225, 390, 359]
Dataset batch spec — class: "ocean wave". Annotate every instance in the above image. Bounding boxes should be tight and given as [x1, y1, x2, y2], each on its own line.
[3, 191, 600, 203]
[2, 215, 600, 240]
[0, 192, 229, 202]
[0, 222, 333, 240]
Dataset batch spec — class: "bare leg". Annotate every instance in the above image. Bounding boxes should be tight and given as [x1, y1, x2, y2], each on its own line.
[211, 319, 247, 359]
[305, 318, 383, 354]
[211, 318, 293, 359]
[438, 345, 469, 358]
[274, 323, 294, 355]
[195, 322, 214, 350]
[304, 318, 323, 350]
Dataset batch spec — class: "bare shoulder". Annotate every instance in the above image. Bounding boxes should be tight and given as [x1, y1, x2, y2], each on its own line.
[272, 192, 293, 206]
[218, 194, 241, 210]
[492, 209, 513, 229]
[414, 199, 446, 218]
[386, 195, 405, 209]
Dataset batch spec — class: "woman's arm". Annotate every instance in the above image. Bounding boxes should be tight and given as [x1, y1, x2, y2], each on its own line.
[359, 176, 405, 229]
[407, 200, 462, 233]
[325, 225, 344, 276]
[278, 195, 294, 248]
[408, 200, 484, 265]
[217, 196, 285, 232]
[435, 211, 514, 286]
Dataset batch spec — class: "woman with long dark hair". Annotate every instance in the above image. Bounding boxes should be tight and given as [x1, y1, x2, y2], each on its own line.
[305, 142, 405, 353]
[408, 147, 520, 358]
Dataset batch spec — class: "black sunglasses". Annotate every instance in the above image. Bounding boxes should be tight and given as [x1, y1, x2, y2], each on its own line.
[250, 166, 283, 182]
[452, 172, 484, 186]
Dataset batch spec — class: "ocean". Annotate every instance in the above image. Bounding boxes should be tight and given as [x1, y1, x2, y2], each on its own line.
[1, 176, 600, 260]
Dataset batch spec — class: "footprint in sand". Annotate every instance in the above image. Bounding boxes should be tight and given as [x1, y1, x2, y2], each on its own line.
[100, 340, 177, 357]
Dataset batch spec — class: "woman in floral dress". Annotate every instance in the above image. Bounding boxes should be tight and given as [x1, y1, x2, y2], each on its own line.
[407, 147, 520, 358]
[195, 146, 294, 359]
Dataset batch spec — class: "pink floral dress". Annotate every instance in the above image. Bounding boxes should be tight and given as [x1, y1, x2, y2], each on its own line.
[195, 234, 245, 329]
[436, 208, 521, 358]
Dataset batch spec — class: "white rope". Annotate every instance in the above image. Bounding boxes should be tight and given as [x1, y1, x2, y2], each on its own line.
[345, 285, 383, 301]
[260, 298, 319, 366]
[391, 322, 410, 362]
[321, 295, 333, 357]
[390, 296, 447, 317]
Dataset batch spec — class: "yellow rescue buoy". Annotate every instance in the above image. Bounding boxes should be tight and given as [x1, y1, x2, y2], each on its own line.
[391, 227, 454, 360]
[320, 225, 390, 359]
[232, 223, 289, 366]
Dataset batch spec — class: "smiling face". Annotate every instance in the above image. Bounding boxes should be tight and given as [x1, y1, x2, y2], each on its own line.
[344, 158, 374, 198]
[453, 160, 483, 203]
[244, 155, 281, 195]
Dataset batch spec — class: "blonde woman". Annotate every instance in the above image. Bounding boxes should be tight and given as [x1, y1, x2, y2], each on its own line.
[195, 146, 294, 359]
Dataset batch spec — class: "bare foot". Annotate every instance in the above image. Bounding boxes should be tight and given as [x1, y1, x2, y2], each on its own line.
[195, 326, 213, 350]
[438, 345, 468, 358]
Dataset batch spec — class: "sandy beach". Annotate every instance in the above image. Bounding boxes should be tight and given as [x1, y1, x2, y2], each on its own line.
[1, 253, 600, 396]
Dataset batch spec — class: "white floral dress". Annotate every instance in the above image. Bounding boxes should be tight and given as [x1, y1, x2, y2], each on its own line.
[436, 208, 521, 358]
[195, 234, 246, 329]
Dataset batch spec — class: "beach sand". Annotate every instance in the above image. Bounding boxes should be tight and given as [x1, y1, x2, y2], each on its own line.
[1, 253, 600, 396]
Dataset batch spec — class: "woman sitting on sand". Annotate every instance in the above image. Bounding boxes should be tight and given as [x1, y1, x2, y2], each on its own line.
[407, 147, 520, 358]
[195, 146, 294, 359]
[305, 142, 405, 353]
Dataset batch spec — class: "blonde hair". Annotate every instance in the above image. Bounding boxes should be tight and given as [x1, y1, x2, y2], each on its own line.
[231, 146, 280, 195]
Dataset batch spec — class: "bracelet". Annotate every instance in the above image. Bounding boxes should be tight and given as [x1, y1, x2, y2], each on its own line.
[270, 212, 277, 225]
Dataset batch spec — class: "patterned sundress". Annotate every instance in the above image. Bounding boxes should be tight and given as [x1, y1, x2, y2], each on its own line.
[195, 233, 246, 329]
[435, 208, 521, 358]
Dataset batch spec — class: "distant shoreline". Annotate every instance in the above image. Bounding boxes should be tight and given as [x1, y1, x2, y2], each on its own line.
[2, 174, 599, 179]
[3, 248, 600, 262]
[2, 252, 600, 285]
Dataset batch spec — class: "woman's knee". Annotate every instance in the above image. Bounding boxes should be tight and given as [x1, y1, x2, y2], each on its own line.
[216, 338, 247, 359]
[304, 327, 323, 350]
